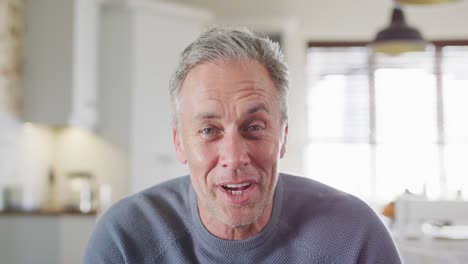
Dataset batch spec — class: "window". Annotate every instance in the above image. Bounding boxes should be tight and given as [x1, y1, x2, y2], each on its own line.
[305, 42, 468, 205]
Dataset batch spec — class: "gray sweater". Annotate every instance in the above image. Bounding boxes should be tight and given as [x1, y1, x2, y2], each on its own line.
[83, 174, 401, 263]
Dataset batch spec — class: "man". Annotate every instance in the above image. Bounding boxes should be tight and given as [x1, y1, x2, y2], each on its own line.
[83, 27, 401, 263]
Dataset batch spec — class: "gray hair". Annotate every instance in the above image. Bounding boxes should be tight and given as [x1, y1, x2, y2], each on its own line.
[169, 26, 289, 125]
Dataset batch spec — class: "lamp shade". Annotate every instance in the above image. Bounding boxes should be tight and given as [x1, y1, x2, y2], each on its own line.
[371, 7, 426, 56]
[395, 0, 460, 5]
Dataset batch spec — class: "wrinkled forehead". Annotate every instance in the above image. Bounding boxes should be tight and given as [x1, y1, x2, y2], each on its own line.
[181, 60, 277, 99]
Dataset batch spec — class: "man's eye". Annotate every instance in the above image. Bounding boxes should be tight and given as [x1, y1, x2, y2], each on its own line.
[200, 127, 217, 135]
[247, 124, 263, 132]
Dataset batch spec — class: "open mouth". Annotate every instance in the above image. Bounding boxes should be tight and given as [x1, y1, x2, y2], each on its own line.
[221, 182, 253, 195]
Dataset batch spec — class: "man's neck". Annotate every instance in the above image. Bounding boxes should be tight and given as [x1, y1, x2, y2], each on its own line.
[198, 202, 273, 240]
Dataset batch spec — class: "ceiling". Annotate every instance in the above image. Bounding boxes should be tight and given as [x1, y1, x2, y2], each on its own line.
[165, 0, 468, 40]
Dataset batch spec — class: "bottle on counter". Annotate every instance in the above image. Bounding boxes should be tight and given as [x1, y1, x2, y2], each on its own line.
[42, 167, 56, 210]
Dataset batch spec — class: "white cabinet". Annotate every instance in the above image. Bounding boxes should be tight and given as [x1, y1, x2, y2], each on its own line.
[23, 0, 98, 129]
[0, 214, 96, 264]
[98, 0, 212, 193]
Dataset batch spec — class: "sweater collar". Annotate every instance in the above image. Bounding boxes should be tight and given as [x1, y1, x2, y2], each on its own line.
[189, 174, 284, 253]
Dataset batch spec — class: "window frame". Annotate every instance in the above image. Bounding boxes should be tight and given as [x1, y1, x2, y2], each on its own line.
[306, 40, 468, 203]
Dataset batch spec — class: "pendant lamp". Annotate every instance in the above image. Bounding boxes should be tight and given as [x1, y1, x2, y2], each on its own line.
[370, 7, 426, 56]
[395, 0, 460, 5]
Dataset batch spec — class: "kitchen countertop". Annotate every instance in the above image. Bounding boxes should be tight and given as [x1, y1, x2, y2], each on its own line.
[0, 209, 97, 216]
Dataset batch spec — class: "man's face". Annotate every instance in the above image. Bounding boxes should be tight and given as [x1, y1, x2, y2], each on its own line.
[173, 60, 287, 229]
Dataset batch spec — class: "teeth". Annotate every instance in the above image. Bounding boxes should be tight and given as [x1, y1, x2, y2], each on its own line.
[224, 183, 250, 188]
[222, 182, 252, 195]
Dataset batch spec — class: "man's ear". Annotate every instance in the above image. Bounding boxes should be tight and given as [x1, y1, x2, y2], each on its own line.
[280, 123, 288, 159]
[173, 128, 187, 164]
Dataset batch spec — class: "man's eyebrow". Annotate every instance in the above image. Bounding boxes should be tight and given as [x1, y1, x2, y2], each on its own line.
[195, 112, 221, 120]
[245, 103, 269, 115]
[194, 103, 269, 120]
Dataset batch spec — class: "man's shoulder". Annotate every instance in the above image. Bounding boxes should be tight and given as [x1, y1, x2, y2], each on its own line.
[83, 176, 193, 263]
[278, 173, 399, 262]
[99, 175, 192, 235]
[279, 173, 380, 227]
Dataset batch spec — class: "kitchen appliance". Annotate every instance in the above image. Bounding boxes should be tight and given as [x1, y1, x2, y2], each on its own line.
[2, 185, 23, 211]
[64, 171, 95, 212]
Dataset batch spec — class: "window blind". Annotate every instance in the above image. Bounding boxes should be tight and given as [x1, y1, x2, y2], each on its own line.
[307, 47, 370, 143]
[306, 43, 468, 203]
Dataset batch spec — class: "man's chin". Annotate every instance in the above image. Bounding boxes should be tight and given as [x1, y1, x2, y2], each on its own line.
[217, 207, 266, 228]
[219, 216, 259, 228]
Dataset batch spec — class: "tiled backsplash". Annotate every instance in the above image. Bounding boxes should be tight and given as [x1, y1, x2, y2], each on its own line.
[0, 113, 22, 186]
[0, 113, 54, 210]
[1, 114, 128, 210]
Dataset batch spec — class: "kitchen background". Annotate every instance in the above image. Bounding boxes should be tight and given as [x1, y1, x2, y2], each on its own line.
[1, 0, 468, 263]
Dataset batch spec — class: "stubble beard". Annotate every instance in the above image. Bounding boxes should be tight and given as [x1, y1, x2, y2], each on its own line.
[203, 184, 273, 228]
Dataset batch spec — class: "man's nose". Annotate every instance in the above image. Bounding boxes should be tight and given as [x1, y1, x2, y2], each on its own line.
[219, 131, 251, 170]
